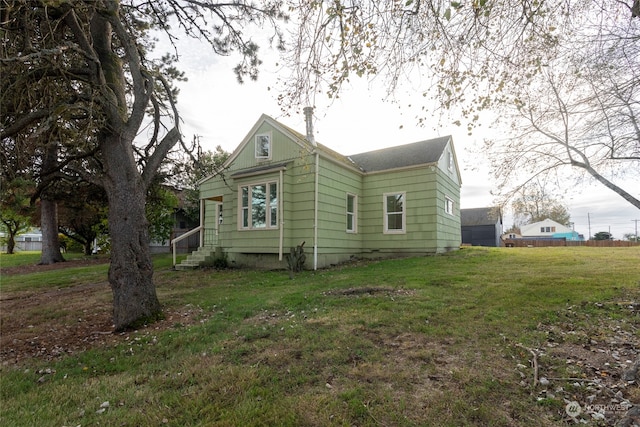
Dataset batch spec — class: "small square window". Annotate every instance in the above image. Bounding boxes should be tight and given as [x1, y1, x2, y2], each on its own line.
[255, 134, 271, 159]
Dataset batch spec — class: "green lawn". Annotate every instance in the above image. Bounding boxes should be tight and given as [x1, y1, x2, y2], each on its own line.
[1, 247, 638, 426]
[0, 251, 91, 268]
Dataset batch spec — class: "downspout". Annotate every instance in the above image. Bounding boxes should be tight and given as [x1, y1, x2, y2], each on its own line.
[199, 198, 205, 247]
[313, 152, 319, 270]
[279, 169, 284, 261]
[304, 106, 319, 270]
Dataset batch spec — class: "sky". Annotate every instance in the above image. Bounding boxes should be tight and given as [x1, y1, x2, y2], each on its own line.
[163, 36, 640, 241]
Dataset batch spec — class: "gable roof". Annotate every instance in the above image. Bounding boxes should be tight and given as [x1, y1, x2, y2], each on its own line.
[223, 114, 310, 168]
[461, 207, 502, 226]
[200, 114, 459, 184]
[347, 136, 451, 172]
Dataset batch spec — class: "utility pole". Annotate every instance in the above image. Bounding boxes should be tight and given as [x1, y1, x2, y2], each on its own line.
[588, 213, 591, 240]
[633, 219, 639, 241]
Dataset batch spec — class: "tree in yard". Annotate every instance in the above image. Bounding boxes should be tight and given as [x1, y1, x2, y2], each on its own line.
[171, 142, 230, 224]
[593, 231, 613, 241]
[1, 1, 288, 330]
[0, 131, 36, 254]
[0, 178, 34, 254]
[57, 182, 108, 256]
[509, 180, 571, 228]
[37, 142, 66, 265]
[281, 0, 639, 208]
[146, 183, 179, 246]
[484, 25, 640, 210]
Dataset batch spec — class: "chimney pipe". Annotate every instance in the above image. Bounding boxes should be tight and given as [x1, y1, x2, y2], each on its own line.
[303, 106, 316, 146]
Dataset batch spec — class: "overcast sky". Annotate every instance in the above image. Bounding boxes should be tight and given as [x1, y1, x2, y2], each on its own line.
[163, 37, 640, 240]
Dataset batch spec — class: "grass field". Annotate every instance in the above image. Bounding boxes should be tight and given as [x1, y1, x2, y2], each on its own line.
[1, 247, 638, 426]
[0, 251, 91, 268]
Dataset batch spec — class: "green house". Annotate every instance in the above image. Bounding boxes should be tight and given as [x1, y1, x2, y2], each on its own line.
[175, 112, 461, 270]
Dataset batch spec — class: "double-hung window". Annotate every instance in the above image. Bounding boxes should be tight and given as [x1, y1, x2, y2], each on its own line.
[240, 181, 278, 229]
[383, 192, 405, 233]
[346, 193, 357, 233]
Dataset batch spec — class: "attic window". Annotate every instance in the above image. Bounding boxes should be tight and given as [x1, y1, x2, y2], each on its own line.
[255, 134, 271, 159]
[447, 150, 453, 171]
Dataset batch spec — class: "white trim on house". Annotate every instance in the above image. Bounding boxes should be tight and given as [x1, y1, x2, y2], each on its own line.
[237, 180, 279, 230]
[346, 192, 358, 233]
[255, 132, 272, 160]
[445, 196, 455, 216]
[383, 191, 406, 234]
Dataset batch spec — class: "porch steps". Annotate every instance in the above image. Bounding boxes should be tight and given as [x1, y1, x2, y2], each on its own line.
[175, 247, 217, 270]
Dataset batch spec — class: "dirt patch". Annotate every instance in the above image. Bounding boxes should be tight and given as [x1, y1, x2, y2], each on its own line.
[323, 286, 415, 297]
[516, 300, 640, 425]
[0, 272, 203, 367]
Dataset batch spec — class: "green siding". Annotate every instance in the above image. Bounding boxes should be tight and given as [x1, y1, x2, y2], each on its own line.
[315, 157, 363, 254]
[230, 123, 312, 170]
[198, 116, 461, 268]
[359, 167, 455, 253]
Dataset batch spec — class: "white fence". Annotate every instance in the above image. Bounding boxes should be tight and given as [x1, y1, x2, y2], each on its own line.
[0, 240, 43, 252]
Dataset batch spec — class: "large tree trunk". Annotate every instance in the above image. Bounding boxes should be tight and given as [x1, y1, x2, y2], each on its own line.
[40, 199, 65, 264]
[102, 135, 161, 331]
[5, 225, 16, 254]
[40, 141, 65, 264]
[84, 240, 93, 256]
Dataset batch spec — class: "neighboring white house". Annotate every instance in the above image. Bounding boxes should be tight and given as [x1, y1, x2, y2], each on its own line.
[0, 228, 44, 252]
[520, 219, 584, 241]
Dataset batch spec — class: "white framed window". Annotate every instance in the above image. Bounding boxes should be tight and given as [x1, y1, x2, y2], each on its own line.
[255, 133, 271, 159]
[383, 192, 406, 233]
[447, 150, 454, 171]
[239, 181, 278, 229]
[445, 196, 454, 215]
[346, 193, 357, 233]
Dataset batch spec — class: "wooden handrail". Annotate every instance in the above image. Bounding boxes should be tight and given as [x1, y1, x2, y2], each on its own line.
[171, 226, 203, 267]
